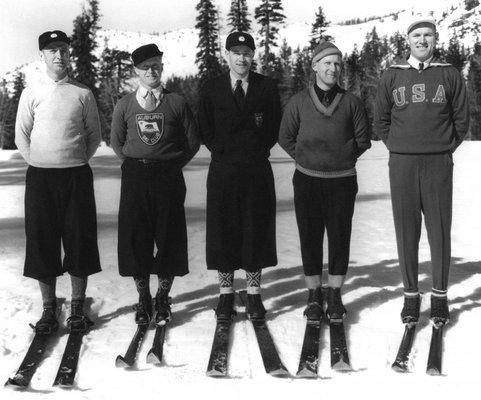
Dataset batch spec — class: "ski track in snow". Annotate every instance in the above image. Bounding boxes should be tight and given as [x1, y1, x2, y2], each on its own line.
[1, 142, 481, 400]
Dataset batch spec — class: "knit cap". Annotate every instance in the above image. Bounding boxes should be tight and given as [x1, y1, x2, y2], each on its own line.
[311, 41, 342, 65]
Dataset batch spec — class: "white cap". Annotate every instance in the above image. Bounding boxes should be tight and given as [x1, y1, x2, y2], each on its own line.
[407, 17, 436, 34]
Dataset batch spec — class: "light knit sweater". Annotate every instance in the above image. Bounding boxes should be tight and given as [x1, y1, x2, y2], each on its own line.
[15, 75, 101, 168]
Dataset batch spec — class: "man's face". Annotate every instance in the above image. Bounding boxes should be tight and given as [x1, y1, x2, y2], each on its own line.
[312, 54, 342, 90]
[226, 45, 254, 77]
[408, 26, 436, 62]
[135, 56, 163, 89]
[40, 42, 70, 78]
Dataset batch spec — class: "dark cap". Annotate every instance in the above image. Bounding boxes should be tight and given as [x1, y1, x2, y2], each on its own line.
[225, 32, 255, 51]
[131, 44, 163, 66]
[38, 30, 70, 51]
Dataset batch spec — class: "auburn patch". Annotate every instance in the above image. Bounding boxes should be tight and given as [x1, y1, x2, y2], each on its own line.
[135, 113, 164, 145]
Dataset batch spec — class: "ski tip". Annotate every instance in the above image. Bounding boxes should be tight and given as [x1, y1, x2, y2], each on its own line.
[4, 377, 28, 390]
[115, 355, 134, 368]
[268, 367, 290, 378]
[332, 360, 352, 372]
[206, 368, 227, 378]
[295, 368, 318, 379]
[146, 351, 162, 365]
[426, 367, 442, 376]
[391, 362, 409, 373]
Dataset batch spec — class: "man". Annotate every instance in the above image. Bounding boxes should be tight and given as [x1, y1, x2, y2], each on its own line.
[15, 30, 101, 334]
[375, 18, 469, 326]
[111, 44, 199, 325]
[279, 41, 371, 322]
[198, 32, 281, 320]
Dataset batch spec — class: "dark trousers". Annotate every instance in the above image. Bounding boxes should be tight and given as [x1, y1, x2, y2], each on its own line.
[24, 164, 101, 279]
[118, 158, 188, 277]
[389, 152, 453, 293]
[206, 160, 277, 271]
[293, 170, 358, 277]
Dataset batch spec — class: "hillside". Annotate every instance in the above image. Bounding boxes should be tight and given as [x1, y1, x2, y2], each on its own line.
[2, 0, 480, 87]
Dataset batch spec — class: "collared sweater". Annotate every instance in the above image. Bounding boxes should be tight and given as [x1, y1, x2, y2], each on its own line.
[279, 85, 371, 174]
[15, 76, 101, 168]
[110, 89, 200, 166]
[375, 58, 469, 153]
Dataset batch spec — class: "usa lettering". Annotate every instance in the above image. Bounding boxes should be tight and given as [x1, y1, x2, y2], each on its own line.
[392, 84, 446, 106]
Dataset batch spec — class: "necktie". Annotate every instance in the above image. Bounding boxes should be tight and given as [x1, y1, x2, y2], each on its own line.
[234, 79, 245, 108]
[419, 62, 424, 71]
[144, 90, 156, 111]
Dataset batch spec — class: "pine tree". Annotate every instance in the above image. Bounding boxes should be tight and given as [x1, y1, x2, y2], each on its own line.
[360, 27, 388, 139]
[388, 31, 409, 62]
[165, 75, 200, 114]
[195, 0, 222, 89]
[445, 31, 467, 72]
[98, 45, 132, 144]
[309, 6, 332, 50]
[343, 46, 362, 95]
[275, 39, 293, 106]
[291, 46, 310, 94]
[467, 41, 481, 140]
[70, 0, 101, 95]
[254, 0, 286, 75]
[0, 71, 24, 149]
[227, 0, 251, 33]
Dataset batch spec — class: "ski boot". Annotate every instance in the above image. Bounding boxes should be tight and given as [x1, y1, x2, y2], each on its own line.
[67, 299, 94, 333]
[430, 295, 449, 326]
[246, 294, 266, 320]
[215, 293, 236, 321]
[134, 294, 153, 325]
[32, 301, 59, 334]
[303, 287, 324, 321]
[326, 287, 346, 321]
[154, 290, 172, 325]
[400, 294, 420, 325]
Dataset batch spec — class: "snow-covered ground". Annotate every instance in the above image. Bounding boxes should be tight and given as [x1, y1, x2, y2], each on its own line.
[1, 142, 481, 400]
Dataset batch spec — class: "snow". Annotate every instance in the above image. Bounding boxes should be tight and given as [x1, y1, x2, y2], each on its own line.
[1, 142, 481, 399]
[4, 1, 480, 89]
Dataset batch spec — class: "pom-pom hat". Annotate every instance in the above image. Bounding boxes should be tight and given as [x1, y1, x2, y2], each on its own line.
[311, 41, 342, 65]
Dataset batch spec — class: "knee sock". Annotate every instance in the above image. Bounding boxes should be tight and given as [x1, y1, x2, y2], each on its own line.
[134, 276, 151, 299]
[246, 270, 261, 295]
[38, 277, 57, 307]
[70, 275, 88, 302]
[305, 275, 322, 290]
[157, 276, 174, 297]
[218, 271, 234, 294]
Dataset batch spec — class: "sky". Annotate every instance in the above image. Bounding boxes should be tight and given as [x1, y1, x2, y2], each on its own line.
[0, 0, 453, 76]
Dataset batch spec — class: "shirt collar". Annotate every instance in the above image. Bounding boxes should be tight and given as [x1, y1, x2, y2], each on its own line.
[408, 54, 433, 70]
[137, 83, 163, 99]
[230, 72, 249, 89]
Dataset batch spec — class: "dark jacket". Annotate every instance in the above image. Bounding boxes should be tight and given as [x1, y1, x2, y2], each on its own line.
[198, 71, 281, 164]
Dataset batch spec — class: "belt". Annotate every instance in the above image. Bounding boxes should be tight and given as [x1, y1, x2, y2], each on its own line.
[134, 158, 164, 164]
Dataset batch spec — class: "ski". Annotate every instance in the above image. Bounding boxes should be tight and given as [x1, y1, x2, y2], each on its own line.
[329, 319, 351, 371]
[426, 323, 444, 375]
[250, 319, 289, 376]
[206, 319, 233, 377]
[52, 330, 86, 387]
[392, 324, 416, 372]
[115, 324, 149, 368]
[5, 332, 55, 388]
[296, 320, 321, 378]
[146, 322, 168, 365]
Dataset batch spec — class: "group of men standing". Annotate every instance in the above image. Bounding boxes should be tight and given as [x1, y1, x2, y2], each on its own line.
[14, 15, 468, 339]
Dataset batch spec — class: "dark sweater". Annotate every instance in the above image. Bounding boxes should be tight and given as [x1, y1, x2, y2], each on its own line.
[111, 89, 200, 166]
[375, 59, 469, 153]
[279, 85, 371, 172]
